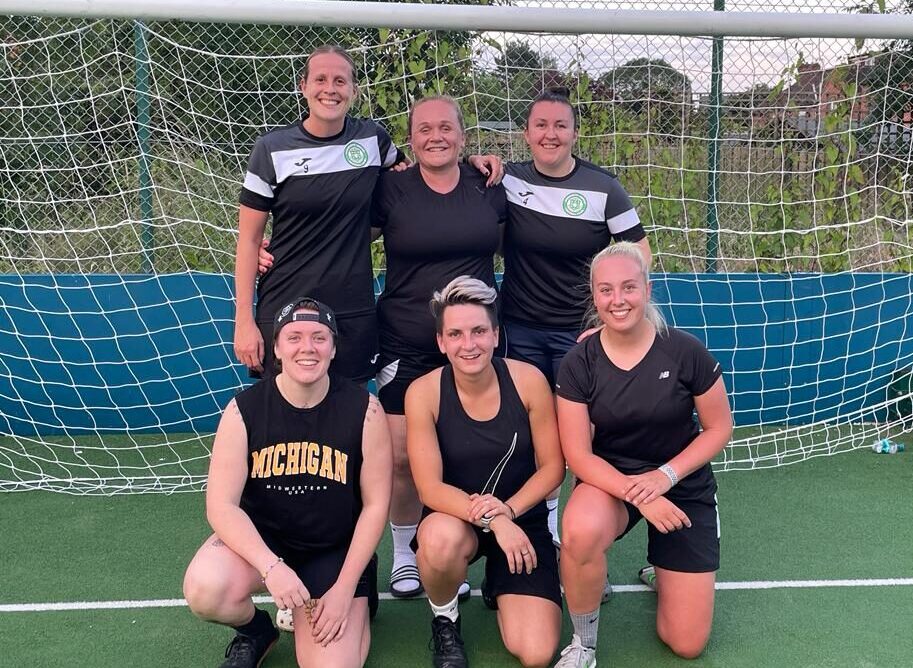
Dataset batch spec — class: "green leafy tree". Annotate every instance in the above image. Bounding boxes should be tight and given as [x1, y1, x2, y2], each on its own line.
[597, 58, 692, 137]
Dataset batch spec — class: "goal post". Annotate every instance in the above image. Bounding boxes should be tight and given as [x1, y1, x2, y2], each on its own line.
[0, 1, 911, 494]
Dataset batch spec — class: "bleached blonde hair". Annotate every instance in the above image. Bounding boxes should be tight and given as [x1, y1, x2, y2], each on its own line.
[588, 241, 667, 335]
[430, 275, 498, 334]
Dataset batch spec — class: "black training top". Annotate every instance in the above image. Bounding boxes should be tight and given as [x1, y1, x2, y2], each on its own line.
[239, 115, 403, 323]
[235, 375, 369, 551]
[556, 328, 723, 503]
[435, 358, 546, 524]
[374, 164, 506, 357]
[501, 159, 645, 331]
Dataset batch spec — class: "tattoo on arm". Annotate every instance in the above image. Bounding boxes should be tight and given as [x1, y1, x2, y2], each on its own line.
[211, 538, 225, 547]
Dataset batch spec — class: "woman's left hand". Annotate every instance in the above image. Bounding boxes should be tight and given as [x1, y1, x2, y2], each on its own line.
[390, 155, 413, 172]
[490, 517, 537, 574]
[623, 469, 674, 507]
[467, 154, 505, 187]
[467, 493, 510, 524]
[309, 583, 353, 646]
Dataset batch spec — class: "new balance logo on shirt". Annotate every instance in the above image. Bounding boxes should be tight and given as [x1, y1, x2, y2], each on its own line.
[659, 370, 670, 380]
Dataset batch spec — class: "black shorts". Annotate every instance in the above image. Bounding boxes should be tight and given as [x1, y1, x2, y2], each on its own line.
[503, 319, 578, 389]
[259, 529, 376, 599]
[375, 349, 446, 415]
[619, 495, 720, 573]
[414, 512, 562, 607]
[255, 310, 378, 384]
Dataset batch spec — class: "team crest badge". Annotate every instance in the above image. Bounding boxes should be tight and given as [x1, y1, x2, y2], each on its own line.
[343, 141, 369, 167]
[562, 192, 588, 216]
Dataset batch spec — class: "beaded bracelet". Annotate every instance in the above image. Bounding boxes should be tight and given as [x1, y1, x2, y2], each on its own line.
[260, 556, 284, 584]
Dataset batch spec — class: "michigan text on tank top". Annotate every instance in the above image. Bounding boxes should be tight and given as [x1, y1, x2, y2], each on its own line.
[435, 358, 546, 523]
[500, 159, 645, 330]
[374, 164, 506, 356]
[234, 375, 369, 551]
[239, 115, 400, 323]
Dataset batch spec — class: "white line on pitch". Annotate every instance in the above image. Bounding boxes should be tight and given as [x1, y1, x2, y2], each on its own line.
[2, 578, 912, 613]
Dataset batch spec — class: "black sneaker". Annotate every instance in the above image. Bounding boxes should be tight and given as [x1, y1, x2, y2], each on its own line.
[218, 625, 279, 668]
[430, 615, 468, 668]
[480, 577, 497, 611]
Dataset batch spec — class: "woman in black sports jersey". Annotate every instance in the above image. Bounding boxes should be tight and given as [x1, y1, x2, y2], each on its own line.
[406, 276, 564, 668]
[469, 87, 653, 554]
[552, 242, 732, 667]
[234, 45, 406, 383]
[373, 95, 507, 601]
[184, 298, 393, 668]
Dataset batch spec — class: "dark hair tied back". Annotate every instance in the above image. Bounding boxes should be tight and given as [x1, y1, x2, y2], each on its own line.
[526, 86, 578, 130]
[546, 85, 571, 99]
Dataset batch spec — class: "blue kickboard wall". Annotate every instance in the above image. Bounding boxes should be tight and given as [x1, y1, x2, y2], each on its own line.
[0, 272, 910, 435]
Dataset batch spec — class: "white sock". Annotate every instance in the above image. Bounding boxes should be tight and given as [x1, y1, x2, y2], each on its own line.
[390, 523, 420, 590]
[546, 498, 559, 545]
[570, 608, 600, 649]
[429, 594, 460, 623]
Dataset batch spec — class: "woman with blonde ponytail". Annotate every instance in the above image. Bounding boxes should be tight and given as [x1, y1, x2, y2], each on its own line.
[552, 242, 732, 667]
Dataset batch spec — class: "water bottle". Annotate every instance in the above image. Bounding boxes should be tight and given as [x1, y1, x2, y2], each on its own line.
[871, 438, 905, 454]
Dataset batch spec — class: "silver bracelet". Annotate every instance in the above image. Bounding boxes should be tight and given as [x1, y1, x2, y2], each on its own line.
[659, 464, 679, 486]
[480, 514, 492, 533]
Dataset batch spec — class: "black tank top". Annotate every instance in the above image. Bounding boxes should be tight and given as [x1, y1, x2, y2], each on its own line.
[436, 358, 546, 524]
[235, 375, 368, 551]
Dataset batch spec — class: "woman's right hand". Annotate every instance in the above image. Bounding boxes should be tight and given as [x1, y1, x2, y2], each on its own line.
[234, 319, 264, 373]
[576, 324, 604, 343]
[490, 517, 537, 575]
[638, 497, 691, 534]
[264, 561, 311, 611]
[257, 238, 274, 275]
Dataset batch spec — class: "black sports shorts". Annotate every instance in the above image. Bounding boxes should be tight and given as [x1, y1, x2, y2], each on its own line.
[258, 528, 376, 599]
[413, 512, 561, 607]
[620, 495, 720, 573]
[375, 349, 446, 415]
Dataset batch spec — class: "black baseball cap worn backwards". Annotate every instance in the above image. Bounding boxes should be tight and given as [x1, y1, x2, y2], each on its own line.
[273, 297, 338, 341]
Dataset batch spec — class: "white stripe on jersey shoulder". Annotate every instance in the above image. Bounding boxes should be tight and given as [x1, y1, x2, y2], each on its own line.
[243, 171, 274, 198]
[272, 135, 382, 183]
[382, 142, 399, 168]
[503, 173, 607, 223]
[605, 207, 641, 234]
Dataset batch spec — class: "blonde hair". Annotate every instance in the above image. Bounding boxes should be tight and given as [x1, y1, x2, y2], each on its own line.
[588, 241, 667, 335]
[430, 275, 498, 333]
[407, 95, 465, 136]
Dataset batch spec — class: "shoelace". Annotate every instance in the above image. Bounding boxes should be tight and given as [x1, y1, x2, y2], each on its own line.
[432, 622, 463, 654]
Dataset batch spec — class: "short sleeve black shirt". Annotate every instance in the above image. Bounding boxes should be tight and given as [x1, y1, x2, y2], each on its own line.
[501, 159, 645, 331]
[239, 115, 402, 323]
[375, 164, 506, 356]
[556, 328, 723, 502]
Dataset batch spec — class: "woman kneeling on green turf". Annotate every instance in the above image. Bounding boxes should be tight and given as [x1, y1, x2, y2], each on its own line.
[406, 276, 565, 668]
[183, 298, 392, 668]
[553, 242, 732, 667]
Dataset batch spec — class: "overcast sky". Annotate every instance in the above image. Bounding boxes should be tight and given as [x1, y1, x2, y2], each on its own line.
[487, 0, 899, 93]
